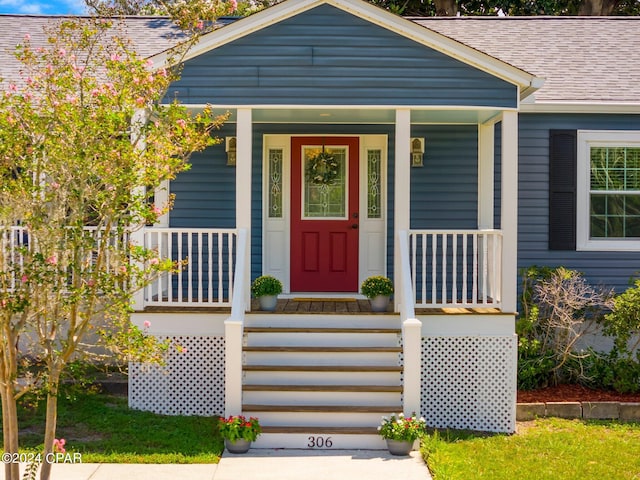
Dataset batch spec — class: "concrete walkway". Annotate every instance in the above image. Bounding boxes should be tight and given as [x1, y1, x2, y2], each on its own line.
[1, 449, 432, 480]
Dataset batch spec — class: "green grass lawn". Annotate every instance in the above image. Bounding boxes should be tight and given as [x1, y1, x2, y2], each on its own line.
[8, 391, 223, 463]
[422, 418, 640, 480]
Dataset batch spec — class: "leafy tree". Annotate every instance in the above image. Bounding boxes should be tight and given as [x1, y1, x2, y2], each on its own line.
[369, 0, 640, 15]
[0, 16, 225, 480]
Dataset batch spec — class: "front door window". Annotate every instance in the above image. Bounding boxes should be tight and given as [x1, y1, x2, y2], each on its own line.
[303, 147, 347, 218]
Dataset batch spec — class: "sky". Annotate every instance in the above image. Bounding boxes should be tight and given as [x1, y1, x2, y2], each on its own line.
[0, 0, 87, 14]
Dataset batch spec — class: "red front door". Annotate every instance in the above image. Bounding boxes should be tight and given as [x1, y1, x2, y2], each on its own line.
[290, 137, 359, 292]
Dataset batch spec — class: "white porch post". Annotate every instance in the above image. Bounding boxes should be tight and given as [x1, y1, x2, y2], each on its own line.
[236, 108, 252, 311]
[478, 122, 495, 230]
[500, 111, 518, 313]
[394, 109, 411, 312]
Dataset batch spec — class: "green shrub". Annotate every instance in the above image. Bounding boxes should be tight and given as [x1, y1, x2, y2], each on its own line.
[250, 275, 283, 297]
[360, 275, 393, 298]
[517, 337, 555, 390]
[603, 279, 640, 355]
[576, 348, 640, 394]
[517, 266, 612, 388]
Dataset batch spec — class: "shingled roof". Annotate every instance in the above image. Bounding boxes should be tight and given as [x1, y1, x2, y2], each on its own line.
[416, 16, 640, 104]
[1, 13, 639, 106]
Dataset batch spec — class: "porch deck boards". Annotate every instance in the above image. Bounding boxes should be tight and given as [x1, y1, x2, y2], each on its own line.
[260, 298, 383, 314]
[142, 300, 505, 315]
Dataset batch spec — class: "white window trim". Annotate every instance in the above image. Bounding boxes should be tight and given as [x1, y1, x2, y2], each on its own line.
[577, 130, 640, 252]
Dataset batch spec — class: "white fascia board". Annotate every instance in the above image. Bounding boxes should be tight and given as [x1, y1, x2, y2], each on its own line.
[179, 103, 519, 111]
[149, 0, 323, 67]
[149, 0, 542, 94]
[521, 102, 640, 114]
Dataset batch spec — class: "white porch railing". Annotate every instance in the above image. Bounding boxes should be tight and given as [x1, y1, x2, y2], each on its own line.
[225, 228, 248, 416]
[142, 227, 237, 307]
[398, 230, 422, 416]
[1, 225, 129, 289]
[409, 229, 502, 309]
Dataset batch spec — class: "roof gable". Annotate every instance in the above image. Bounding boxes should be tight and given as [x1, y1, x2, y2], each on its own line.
[151, 0, 541, 98]
[168, 3, 519, 108]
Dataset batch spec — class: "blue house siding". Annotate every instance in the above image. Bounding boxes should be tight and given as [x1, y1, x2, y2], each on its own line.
[170, 124, 236, 228]
[518, 113, 640, 292]
[410, 125, 478, 230]
[409, 125, 479, 300]
[170, 4, 517, 108]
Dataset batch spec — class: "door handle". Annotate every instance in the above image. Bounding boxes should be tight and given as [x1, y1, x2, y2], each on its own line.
[351, 224, 359, 229]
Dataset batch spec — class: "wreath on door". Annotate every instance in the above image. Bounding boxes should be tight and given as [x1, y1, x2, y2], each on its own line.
[306, 152, 340, 185]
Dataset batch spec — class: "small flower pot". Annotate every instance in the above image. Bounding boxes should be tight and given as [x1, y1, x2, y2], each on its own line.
[385, 439, 413, 456]
[224, 438, 252, 454]
[258, 295, 278, 311]
[370, 295, 390, 312]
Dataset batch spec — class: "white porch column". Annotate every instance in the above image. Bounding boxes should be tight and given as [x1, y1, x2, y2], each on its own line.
[394, 109, 411, 312]
[478, 122, 495, 230]
[500, 111, 518, 313]
[236, 108, 252, 311]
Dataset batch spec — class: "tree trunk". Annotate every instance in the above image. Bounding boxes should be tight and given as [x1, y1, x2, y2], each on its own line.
[39, 390, 59, 480]
[1, 384, 20, 480]
[434, 0, 458, 16]
[578, 0, 618, 14]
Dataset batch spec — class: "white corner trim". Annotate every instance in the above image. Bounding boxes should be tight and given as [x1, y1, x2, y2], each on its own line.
[576, 130, 640, 252]
[149, 0, 541, 92]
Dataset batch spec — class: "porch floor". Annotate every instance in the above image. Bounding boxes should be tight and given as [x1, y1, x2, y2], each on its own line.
[142, 299, 504, 315]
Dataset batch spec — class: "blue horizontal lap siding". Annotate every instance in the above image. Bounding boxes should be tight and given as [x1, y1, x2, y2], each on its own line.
[410, 125, 478, 230]
[169, 4, 516, 108]
[169, 127, 236, 300]
[410, 125, 479, 301]
[518, 113, 640, 293]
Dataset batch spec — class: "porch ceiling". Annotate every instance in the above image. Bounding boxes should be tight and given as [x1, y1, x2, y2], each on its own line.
[216, 108, 505, 125]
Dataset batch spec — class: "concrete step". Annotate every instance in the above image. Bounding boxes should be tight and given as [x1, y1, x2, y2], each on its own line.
[243, 411, 392, 428]
[252, 432, 387, 450]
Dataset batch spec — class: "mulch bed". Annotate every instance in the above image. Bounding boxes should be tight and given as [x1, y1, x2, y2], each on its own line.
[518, 384, 640, 403]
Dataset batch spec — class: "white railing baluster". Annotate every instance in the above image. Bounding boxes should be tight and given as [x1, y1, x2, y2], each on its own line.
[482, 233, 488, 305]
[452, 234, 458, 306]
[431, 233, 437, 305]
[228, 232, 234, 303]
[218, 232, 224, 304]
[420, 234, 426, 305]
[207, 232, 213, 303]
[133, 227, 237, 307]
[408, 229, 502, 309]
[462, 233, 468, 306]
[441, 234, 447, 305]
[197, 232, 203, 303]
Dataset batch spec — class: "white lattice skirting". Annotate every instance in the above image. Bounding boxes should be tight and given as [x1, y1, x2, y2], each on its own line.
[421, 335, 517, 433]
[129, 335, 225, 416]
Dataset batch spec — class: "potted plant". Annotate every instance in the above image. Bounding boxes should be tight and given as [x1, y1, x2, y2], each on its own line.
[217, 415, 262, 454]
[361, 275, 393, 312]
[251, 275, 283, 311]
[377, 412, 427, 456]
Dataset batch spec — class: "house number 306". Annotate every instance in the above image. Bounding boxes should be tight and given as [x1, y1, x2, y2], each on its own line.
[307, 436, 333, 448]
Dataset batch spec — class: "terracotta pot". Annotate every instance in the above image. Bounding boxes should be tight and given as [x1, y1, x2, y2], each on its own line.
[385, 439, 413, 456]
[258, 295, 278, 311]
[224, 438, 252, 454]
